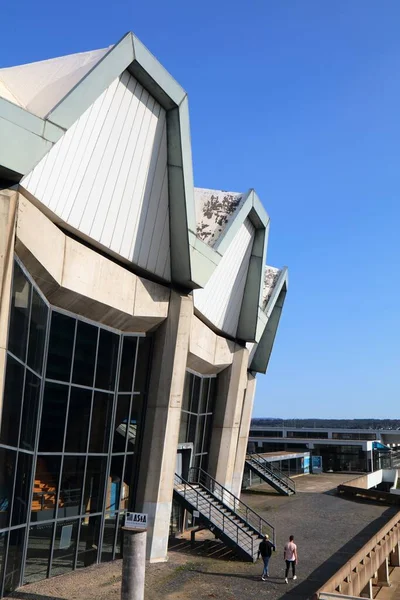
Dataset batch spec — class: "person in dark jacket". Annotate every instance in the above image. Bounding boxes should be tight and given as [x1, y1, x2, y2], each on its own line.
[258, 534, 275, 580]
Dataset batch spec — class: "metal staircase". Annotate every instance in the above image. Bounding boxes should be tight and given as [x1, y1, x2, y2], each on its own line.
[173, 467, 275, 562]
[245, 453, 296, 496]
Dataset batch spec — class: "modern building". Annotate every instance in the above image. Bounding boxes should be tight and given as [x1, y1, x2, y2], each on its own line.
[249, 425, 392, 472]
[0, 32, 287, 595]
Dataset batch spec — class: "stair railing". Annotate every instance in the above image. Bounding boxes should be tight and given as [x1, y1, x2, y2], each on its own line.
[174, 472, 257, 557]
[188, 467, 275, 544]
[247, 453, 296, 493]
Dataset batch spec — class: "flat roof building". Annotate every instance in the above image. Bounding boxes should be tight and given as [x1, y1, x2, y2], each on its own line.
[0, 32, 287, 595]
[249, 425, 393, 473]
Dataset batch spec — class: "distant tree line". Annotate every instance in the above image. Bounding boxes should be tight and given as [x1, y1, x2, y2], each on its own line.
[251, 418, 400, 430]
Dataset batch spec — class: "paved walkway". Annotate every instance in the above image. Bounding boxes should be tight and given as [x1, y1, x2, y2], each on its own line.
[11, 474, 400, 600]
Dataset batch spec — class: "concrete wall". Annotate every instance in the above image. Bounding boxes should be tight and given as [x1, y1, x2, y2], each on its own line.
[15, 194, 169, 331]
[0, 189, 18, 421]
[343, 470, 396, 490]
[135, 292, 192, 562]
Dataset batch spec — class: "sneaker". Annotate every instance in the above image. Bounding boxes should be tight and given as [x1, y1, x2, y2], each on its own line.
[293, 575, 297, 581]
[285, 578, 288, 584]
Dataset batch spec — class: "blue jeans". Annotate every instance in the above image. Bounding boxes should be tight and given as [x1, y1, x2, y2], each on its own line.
[262, 556, 270, 577]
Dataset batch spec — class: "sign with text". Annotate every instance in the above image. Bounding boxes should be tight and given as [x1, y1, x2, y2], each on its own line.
[125, 512, 148, 529]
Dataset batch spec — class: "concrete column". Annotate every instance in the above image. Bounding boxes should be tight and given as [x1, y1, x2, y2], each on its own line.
[231, 372, 257, 497]
[360, 579, 373, 599]
[390, 543, 400, 567]
[377, 557, 390, 586]
[0, 189, 17, 424]
[207, 345, 249, 492]
[135, 292, 192, 562]
[121, 528, 146, 600]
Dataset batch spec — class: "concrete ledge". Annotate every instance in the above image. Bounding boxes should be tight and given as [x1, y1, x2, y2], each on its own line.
[315, 512, 400, 598]
[16, 194, 170, 331]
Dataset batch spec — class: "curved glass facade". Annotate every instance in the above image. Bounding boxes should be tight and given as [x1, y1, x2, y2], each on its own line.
[0, 258, 151, 594]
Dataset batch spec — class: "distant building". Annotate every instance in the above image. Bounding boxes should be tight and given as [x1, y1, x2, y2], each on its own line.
[248, 425, 394, 472]
[0, 32, 287, 595]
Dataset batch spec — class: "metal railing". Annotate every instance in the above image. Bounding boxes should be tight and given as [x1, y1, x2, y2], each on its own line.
[187, 467, 275, 543]
[247, 453, 296, 493]
[174, 472, 258, 558]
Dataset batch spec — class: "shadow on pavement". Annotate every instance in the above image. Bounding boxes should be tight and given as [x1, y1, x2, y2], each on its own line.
[276, 505, 398, 599]
[9, 592, 66, 600]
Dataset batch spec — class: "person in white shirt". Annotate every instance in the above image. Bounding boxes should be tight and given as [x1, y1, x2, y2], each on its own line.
[284, 535, 298, 583]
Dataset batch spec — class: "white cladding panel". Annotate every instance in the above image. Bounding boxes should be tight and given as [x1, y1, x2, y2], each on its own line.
[22, 71, 171, 281]
[193, 218, 255, 337]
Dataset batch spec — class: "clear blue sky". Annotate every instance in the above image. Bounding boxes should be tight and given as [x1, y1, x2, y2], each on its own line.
[2, 1, 399, 419]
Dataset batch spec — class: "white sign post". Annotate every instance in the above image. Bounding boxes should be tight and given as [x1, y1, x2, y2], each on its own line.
[125, 512, 148, 529]
[121, 513, 148, 600]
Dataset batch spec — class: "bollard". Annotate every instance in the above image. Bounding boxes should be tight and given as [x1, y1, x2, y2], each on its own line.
[121, 527, 147, 600]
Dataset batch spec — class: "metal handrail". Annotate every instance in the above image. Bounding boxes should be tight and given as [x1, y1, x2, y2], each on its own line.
[247, 453, 296, 493]
[174, 472, 257, 557]
[187, 467, 275, 544]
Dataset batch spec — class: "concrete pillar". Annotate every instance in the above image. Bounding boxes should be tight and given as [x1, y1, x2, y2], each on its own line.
[121, 528, 146, 600]
[231, 372, 257, 497]
[390, 543, 400, 567]
[207, 345, 249, 492]
[0, 189, 18, 424]
[377, 557, 390, 586]
[134, 292, 192, 562]
[360, 579, 373, 599]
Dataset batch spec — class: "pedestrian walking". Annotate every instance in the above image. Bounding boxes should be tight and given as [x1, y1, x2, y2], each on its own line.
[258, 534, 275, 580]
[284, 535, 298, 583]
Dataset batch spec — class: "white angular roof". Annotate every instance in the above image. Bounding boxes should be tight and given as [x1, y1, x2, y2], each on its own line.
[0, 47, 110, 118]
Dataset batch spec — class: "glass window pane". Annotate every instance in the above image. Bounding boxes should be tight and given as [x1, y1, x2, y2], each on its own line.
[118, 337, 137, 392]
[127, 396, 143, 452]
[3, 527, 25, 594]
[24, 523, 53, 584]
[133, 337, 151, 393]
[12, 452, 33, 525]
[39, 383, 68, 452]
[31, 457, 61, 521]
[27, 288, 48, 375]
[199, 379, 210, 414]
[83, 457, 107, 514]
[0, 533, 7, 592]
[121, 454, 135, 511]
[58, 456, 85, 519]
[195, 415, 206, 454]
[95, 330, 119, 391]
[77, 515, 101, 568]
[186, 414, 196, 445]
[8, 262, 30, 362]
[179, 412, 189, 444]
[51, 520, 78, 577]
[20, 370, 41, 451]
[101, 514, 117, 562]
[72, 321, 98, 387]
[0, 356, 24, 447]
[89, 392, 113, 453]
[190, 376, 201, 413]
[181, 373, 193, 412]
[207, 378, 216, 413]
[65, 387, 92, 453]
[0, 448, 16, 529]
[46, 312, 75, 382]
[112, 395, 131, 453]
[106, 456, 123, 514]
[115, 512, 125, 558]
[203, 414, 214, 456]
